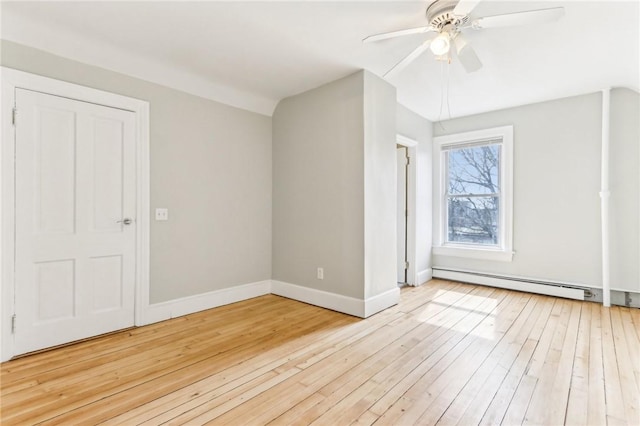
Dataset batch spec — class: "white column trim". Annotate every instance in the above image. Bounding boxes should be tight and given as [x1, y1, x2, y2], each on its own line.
[600, 88, 611, 307]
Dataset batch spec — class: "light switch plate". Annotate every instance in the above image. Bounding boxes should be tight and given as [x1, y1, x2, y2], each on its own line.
[155, 208, 169, 221]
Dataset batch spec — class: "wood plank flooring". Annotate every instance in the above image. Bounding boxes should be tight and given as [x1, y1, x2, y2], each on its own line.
[1, 279, 639, 425]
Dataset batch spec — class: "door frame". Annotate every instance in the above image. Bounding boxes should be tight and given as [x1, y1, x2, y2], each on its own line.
[396, 134, 417, 286]
[1, 67, 150, 361]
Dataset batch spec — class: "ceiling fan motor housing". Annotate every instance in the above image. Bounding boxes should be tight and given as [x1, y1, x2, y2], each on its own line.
[426, 0, 469, 30]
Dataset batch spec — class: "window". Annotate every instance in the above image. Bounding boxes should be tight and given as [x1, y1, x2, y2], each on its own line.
[433, 126, 513, 261]
[446, 142, 500, 246]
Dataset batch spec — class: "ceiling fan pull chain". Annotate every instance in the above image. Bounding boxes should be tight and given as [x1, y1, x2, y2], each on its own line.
[437, 60, 449, 132]
[446, 60, 452, 120]
[438, 60, 445, 122]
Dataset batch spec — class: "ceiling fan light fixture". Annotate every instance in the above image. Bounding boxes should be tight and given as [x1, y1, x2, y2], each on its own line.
[367, 0, 565, 78]
[430, 32, 451, 55]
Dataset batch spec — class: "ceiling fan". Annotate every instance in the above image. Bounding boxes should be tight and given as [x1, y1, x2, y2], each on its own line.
[364, 0, 564, 78]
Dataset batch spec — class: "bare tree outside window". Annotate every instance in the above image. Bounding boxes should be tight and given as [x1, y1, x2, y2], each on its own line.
[446, 143, 500, 245]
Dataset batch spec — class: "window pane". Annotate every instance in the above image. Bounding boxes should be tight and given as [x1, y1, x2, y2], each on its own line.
[448, 144, 500, 195]
[447, 196, 499, 245]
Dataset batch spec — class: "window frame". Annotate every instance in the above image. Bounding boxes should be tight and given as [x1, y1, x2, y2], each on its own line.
[433, 125, 514, 262]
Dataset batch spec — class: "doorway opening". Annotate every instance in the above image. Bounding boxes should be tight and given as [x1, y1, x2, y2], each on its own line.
[397, 144, 409, 285]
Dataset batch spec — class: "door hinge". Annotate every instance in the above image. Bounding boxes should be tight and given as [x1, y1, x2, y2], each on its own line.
[406, 156, 410, 165]
[405, 261, 409, 269]
[12, 107, 17, 126]
[11, 314, 16, 334]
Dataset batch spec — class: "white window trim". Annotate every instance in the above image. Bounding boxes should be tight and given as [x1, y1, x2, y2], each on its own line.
[433, 125, 514, 262]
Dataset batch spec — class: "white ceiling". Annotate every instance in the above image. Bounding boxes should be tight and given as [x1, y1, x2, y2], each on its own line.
[2, 1, 638, 120]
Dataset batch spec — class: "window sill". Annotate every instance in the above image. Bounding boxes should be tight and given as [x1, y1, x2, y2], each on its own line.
[433, 245, 514, 262]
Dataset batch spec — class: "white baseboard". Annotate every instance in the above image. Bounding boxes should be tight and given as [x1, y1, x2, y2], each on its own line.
[416, 268, 433, 286]
[271, 280, 399, 318]
[271, 280, 364, 317]
[432, 269, 585, 300]
[142, 280, 271, 325]
[364, 287, 400, 318]
[142, 278, 401, 326]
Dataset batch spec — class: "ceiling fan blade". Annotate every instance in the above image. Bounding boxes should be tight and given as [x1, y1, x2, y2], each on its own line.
[472, 7, 564, 29]
[384, 39, 432, 79]
[453, 0, 483, 17]
[454, 34, 482, 73]
[363, 26, 433, 43]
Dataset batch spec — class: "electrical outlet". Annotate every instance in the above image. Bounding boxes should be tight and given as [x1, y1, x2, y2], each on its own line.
[317, 267, 324, 280]
[155, 208, 169, 221]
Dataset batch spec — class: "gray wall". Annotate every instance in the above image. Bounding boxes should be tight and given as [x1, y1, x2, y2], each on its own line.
[434, 93, 604, 287]
[363, 72, 397, 298]
[610, 88, 640, 292]
[1, 40, 273, 303]
[272, 70, 398, 300]
[397, 104, 433, 283]
[272, 71, 365, 299]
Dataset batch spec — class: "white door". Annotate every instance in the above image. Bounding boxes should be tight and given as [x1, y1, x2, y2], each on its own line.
[14, 88, 136, 355]
[397, 146, 407, 284]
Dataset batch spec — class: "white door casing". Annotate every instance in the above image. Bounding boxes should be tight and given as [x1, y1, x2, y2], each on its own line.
[14, 89, 136, 355]
[1, 67, 150, 361]
[397, 146, 407, 284]
[396, 134, 417, 286]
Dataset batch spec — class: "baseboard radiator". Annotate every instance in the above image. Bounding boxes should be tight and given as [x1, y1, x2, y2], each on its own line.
[432, 268, 588, 301]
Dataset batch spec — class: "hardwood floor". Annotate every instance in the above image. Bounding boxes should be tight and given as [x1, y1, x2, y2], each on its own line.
[1, 279, 639, 425]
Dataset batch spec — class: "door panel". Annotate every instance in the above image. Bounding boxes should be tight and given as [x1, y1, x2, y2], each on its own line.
[14, 89, 136, 355]
[34, 107, 76, 235]
[91, 117, 125, 232]
[35, 259, 75, 323]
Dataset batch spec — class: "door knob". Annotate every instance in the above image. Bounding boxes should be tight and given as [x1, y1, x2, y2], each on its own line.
[117, 218, 133, 225]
